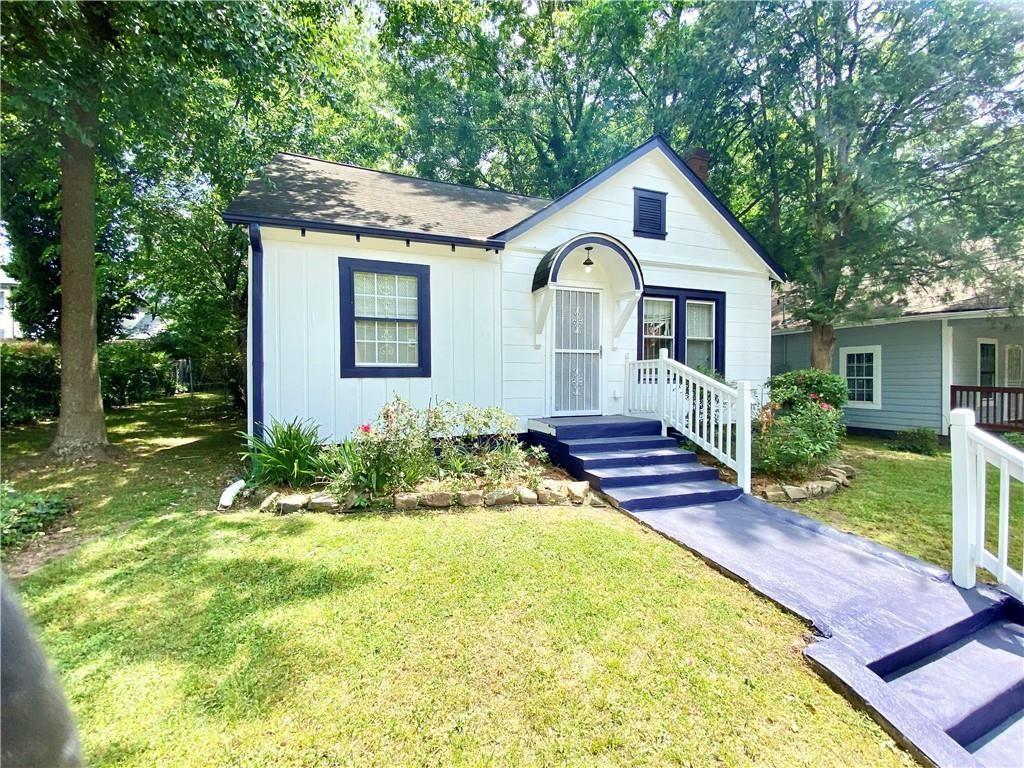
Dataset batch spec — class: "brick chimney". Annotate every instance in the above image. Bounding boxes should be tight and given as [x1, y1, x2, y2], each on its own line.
[683, 147, 710, 183]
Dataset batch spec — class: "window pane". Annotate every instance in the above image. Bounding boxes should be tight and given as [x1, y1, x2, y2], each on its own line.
[398, 342, 418, 364]
[980, 343, 996, 386]
[643, 299, 673, 337]
[643, 338, 672, 360]
[354, 270, 418, 319]
[355, 341, 375, 364]
[687, 339, 713, 369]
[686, 302, 714, 339]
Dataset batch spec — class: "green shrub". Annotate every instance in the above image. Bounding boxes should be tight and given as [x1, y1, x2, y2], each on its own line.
[0, 342, 61, 425]
[99, 341, 177, 407]
[241, 418, 325, 487]
[1001, 432, 1024, 451]
[1, 340, 177, 425]
[1, 482, 71, 549]
[754, 401, 843, 479]
[887, 427, 939, 455]
[767, 368, 848, 410]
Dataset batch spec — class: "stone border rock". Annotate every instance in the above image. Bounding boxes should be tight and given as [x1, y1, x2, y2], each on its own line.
[393, 479, 593, 511]
[262, 479, 602, 515]
[762, 463, 857, 503]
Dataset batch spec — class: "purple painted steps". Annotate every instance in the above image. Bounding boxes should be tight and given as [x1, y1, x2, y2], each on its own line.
[527, 415, 742, 510]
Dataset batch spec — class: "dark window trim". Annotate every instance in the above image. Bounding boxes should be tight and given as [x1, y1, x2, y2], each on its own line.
[638, 286, 726, 374]
[338, 257, 431, 378]
[633, 187, 667, 240]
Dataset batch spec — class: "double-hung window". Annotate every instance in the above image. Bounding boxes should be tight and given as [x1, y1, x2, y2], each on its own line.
[641, 298, 675, 360]
[685, 301, 715, 370]
[339, 258, 430, 378]
[840, 345, 882, 409]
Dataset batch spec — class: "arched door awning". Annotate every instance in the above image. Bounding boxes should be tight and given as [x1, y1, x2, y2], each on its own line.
[531, 234, 644, 292]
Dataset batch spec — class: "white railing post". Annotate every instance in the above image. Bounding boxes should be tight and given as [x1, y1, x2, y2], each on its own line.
[950, 408, 977, 589]
[624, 353, 633, 414]
[737, 380, 752, 494]
[657, 348, 669, 435]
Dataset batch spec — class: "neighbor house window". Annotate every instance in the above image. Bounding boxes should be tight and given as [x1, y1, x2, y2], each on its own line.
[978, 339, 997, 387]
[338, 258, 430, 378]
[685, 301, 715, 370]
[1007, 345, 1023, 388]
[633, 188, 667, 239]
[641, 297, 674, 360]
[840, 345, 882, 409]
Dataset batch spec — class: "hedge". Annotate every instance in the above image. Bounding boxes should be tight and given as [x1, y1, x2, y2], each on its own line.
[1, 340, 177, 425]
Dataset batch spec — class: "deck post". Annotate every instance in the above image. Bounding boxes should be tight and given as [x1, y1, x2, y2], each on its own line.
[657, 348, 669, 435]
[736, 381, 752, 494]
[950, 408, 977, 589]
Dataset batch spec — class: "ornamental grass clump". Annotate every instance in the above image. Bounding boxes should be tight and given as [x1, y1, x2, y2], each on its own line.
[240, 418, 325, 488]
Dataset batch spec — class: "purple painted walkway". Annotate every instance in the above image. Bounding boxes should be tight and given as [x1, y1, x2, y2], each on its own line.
[529, 416, 1024, 768]
[630, 497, 1024, 768]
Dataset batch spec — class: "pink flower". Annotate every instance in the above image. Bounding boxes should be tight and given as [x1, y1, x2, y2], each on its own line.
[359, 424, 372, 434]
[819, 402, 834, 411]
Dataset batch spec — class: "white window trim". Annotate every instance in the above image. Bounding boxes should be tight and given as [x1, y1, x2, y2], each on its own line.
[641, 297, 675, 360]
[977, 338, 998, 387]
[840, 344, 882, 410]
[1006, 344, 1023, 388]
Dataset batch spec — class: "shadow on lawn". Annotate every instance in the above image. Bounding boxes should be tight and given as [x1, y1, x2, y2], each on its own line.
[24, 510, 373, 719]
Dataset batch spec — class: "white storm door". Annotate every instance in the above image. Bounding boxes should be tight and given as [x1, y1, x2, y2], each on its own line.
[553, 287, 602, 415]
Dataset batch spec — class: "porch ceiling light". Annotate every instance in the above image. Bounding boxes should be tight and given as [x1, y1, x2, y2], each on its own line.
[583, 246, 594, 273]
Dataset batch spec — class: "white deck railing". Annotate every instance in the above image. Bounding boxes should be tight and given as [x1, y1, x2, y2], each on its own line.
[625, 349, 752, 492]
[950, 408, 1024, 598]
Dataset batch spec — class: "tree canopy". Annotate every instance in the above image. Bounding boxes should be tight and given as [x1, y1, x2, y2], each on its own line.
[2, 0, 1021, 443]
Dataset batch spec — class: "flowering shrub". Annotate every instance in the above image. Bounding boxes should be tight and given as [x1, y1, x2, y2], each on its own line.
[754, 400, 844, 479]
[767, 369, 847, 411]
[320, 396, 545, 503]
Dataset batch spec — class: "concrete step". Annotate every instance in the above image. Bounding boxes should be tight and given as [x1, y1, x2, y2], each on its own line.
[612, 481, 743, 511]
[884, 617, 1024, 750]
[539, 416, 662, 440]
[561, 435, 679, 453]
[584, 462, 719, 490]
[575, 447, 698, 469]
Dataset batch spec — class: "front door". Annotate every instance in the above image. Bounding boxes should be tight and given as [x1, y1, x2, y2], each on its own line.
[553, 287, 601, 415]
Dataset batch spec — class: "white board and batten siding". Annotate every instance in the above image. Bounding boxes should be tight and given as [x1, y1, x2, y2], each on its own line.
[252, 147, 775, 438]
[255, 227, 502, 441]
[500, 148, 774, 423]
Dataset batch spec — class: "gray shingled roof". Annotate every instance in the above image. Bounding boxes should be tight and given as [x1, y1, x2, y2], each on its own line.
[223, 153, 550, 243]
[773, 258, 1019, 331]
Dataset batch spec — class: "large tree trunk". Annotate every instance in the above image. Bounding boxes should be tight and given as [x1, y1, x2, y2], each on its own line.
[809, 321, 836, 370]
[50, 106, 109, 458]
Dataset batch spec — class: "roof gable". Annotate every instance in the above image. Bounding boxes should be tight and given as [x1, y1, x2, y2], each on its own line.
[493, 136, 786, 280]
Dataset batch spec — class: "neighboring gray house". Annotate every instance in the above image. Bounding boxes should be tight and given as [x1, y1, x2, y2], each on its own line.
[772, 276, 1023, 435]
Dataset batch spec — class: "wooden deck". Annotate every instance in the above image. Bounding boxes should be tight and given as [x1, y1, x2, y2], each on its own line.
[951, 385, 1024, 433]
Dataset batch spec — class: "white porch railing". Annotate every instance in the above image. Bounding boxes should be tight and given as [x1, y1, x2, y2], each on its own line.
[625, 348, 752, 493]
[950, 408, 1024, 599]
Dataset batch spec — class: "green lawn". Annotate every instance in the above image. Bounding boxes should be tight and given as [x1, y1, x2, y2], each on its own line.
[1, 396, 912, 767]
[801, 435, 1024, 573]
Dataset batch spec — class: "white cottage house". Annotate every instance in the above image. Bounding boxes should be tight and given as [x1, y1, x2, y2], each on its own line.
[224, 136, 785, 442]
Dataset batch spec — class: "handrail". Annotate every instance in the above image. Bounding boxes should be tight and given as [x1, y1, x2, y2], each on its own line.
[950, 385, 1024, 433]
[625, 348, 752, 492]
[950, 408, 1024, 599]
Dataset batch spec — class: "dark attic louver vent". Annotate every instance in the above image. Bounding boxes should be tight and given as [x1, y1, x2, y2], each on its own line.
[633, 188, 667, 239]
